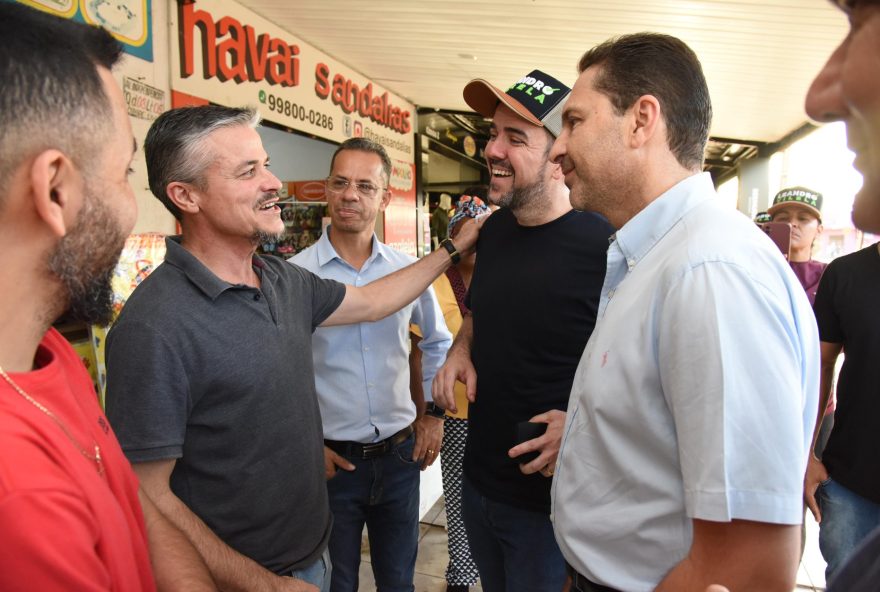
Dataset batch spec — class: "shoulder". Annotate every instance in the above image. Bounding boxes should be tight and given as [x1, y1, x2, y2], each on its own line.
[379, 244, 417, 268]
[482, 208, 515, 231]
[289, 244, 319, 270]
[658, 203, 795, 295]
[569, 210, 614, 232]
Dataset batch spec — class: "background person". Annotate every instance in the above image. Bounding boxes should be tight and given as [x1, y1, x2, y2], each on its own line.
[804, 242, 880, 580]
[434, 191, 489, 592]
[803, 3, 880, 588]
[433, 69, 612, 592]
[0, 4, 213, 590]
[550, 33, 818, 592]
[106, 105, 478, 592]
[767, 186, 827, 303]
[767, 186, 834, 455]
[291, 138, 452, 592]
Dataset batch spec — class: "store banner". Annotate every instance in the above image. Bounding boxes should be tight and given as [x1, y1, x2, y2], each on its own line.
[17, 0, 153, 62]
[384, 160, 417, 257]
[169, 0, 415, 164]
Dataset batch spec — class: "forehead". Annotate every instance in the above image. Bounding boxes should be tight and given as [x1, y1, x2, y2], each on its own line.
[773, 204, 819, 218]
[204, 125, 265, 163]
[332, 149, 385, 177]
[491, 103, 545, 138]
[568, 68, 602, 102]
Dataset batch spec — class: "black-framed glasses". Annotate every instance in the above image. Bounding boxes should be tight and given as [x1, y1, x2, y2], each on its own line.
[326, 177, 387, 198]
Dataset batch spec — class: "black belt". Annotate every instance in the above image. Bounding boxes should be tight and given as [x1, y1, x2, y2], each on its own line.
[567, 564, 620, 592]
[324, 426, 413, 460]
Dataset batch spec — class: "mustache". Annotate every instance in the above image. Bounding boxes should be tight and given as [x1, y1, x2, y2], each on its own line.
[255, 192, 280, 208]
[488, 159, 512, 170]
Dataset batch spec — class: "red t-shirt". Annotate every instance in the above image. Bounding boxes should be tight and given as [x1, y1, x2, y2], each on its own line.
[0, 329, 156, 591]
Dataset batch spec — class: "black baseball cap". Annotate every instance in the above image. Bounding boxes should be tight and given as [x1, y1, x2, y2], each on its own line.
[463, 70, 571, 138]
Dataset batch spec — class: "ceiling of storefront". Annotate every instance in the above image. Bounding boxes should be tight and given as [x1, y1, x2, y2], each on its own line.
[239, 0, 849, 179]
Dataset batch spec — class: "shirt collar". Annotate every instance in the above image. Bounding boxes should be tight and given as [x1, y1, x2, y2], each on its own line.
[163, 236, 270, 301]
[314, 226, 390, 269]
[613, 172, 714, 267]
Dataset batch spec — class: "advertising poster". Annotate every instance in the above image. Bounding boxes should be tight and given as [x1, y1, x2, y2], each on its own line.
[384, 160, 417, 257]
[18, 0, 153, 61]
[90, 233, 166, 407]
[169, 0, 415, 164]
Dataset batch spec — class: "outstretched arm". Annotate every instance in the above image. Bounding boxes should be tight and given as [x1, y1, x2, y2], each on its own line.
[321, 218, 481, 327]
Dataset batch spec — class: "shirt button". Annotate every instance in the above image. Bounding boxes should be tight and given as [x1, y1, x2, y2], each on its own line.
[364, 346, 370, 352]
[253, 293, 261, 301]
[368, 383, 374, 388]
[627, 259, 635, 270]
[607, 289, 615, 299]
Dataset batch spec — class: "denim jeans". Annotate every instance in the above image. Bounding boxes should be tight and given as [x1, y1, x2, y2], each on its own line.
[461, 474, 566, 592]
[326, 434, 420, 592]
[818, 477, 880, 581]
[289, 547, 332, 592]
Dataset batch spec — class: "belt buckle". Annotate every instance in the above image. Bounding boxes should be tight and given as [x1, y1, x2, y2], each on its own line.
[360, 441, 386, 458]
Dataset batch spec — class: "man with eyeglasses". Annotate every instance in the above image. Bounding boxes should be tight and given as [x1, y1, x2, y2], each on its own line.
[105, 108, 477, 592]
[291, 138, 451, 592]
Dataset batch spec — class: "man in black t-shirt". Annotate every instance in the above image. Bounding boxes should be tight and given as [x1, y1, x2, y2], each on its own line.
[433, 70, 612, 592]
[806, 243, 880, 582]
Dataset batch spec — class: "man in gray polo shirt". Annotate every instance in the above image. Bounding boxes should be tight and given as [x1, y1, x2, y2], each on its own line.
[105, 105, 478, 592]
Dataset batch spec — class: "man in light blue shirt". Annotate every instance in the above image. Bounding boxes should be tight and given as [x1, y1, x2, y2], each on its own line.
[291, 138, 452, 592]
[548, 33, 819, 591]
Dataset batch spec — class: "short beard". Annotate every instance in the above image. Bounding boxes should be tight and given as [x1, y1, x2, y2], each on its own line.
[253, 230, 285, 246]
[48, 188, 126, 327]
[493, 161, 549, 213]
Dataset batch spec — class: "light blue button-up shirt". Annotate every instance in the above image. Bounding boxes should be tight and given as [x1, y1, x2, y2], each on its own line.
[290, 229, 452, 442]
[553, 173, 819, 591]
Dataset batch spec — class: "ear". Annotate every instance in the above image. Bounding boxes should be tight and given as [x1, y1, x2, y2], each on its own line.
[629, 94, 662, 149]
[29, 149, 81, 238]
[547, 158, 565, 181]
[378, 188, 392, 212]
[166, 181, 201, 215]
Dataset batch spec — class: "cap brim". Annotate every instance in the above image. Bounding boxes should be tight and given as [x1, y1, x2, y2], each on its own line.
[767, 201, 822, 220]
[463, 79, 543, 128]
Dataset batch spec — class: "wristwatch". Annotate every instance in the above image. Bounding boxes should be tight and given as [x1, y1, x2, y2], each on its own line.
[425, 402, 446, 419]
[439, 238, 461, 265]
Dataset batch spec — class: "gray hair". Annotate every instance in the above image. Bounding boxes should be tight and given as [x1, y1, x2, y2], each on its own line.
[144, 105, 261, 220]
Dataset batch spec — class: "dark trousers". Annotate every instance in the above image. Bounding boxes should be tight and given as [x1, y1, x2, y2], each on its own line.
[461, 474, 565, 592]
[326, 434, 420, 592]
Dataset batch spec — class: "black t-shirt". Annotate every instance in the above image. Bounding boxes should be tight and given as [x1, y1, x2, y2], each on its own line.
[465, 208, 612, 512]
[813, 243, 880, 503]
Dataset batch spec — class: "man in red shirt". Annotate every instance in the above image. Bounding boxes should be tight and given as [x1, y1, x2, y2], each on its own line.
[0, 4, 214, 590]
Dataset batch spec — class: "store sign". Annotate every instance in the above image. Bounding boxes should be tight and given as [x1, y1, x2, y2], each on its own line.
[18, 0, 153, 62]
[123, 77, 165, 121]
[170, 0, 415, 163]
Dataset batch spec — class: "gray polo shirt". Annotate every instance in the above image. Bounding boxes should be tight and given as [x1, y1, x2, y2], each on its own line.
[106, 237, 345, 573]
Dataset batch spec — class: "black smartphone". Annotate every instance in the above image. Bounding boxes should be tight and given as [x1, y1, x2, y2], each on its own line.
[513, 421, 547, 464]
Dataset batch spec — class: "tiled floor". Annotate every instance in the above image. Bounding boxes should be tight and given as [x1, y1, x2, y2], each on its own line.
[357, 497, 827, 591]
[358, 496, 482, 592]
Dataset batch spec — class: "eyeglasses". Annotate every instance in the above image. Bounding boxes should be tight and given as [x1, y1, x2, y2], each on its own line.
[326, 177, 387, 198]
